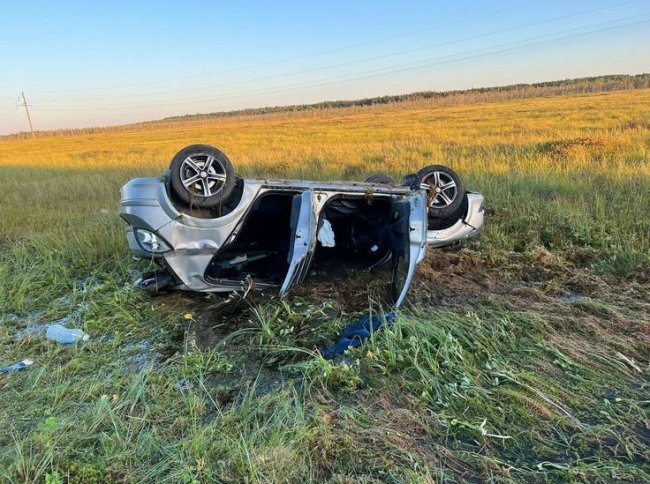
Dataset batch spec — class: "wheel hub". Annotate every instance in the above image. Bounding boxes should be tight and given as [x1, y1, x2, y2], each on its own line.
[422, 171, 457, 208]
[179, 154, 226, 198]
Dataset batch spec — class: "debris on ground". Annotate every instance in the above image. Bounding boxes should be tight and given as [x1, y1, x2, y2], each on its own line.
[1, 313, 20, 323]
[0, 359, 34, 373]
[120, 340, 155, 372]
[14, 322, 51, 341]
[558, 292, 585, 302]
[11, 286, 92, 342]
[322, 311, 395, 359]
[175, 379, 194, 391]
[45, 324, 90, 344]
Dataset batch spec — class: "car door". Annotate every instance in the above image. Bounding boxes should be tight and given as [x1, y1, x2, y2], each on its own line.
[279, 190, 315, 296]
[279, 189, 426, 305]
[391, 192, 427, 307]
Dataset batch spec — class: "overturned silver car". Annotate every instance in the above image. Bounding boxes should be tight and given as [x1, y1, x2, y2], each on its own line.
[119, 145, 484, 307]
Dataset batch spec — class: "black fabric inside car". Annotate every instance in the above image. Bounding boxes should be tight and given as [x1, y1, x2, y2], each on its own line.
[309, 197, 392, 275]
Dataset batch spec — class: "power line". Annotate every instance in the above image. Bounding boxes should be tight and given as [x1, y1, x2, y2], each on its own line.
[33, 14, 650, 112]
[0, 109, 19, 120]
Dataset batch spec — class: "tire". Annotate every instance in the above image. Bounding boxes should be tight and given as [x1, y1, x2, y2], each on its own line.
[417, 165, 465, 219]
[427, 195, 468, 230]
[169, 144, 236, 209]
[364, 173, 396, 184]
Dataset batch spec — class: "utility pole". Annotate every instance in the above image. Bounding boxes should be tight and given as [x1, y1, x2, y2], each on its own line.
[19, 91, 35, 138]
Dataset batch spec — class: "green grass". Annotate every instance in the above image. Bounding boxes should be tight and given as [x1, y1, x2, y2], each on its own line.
[1, 164, 648, 482]
[1, 88, 649, 481]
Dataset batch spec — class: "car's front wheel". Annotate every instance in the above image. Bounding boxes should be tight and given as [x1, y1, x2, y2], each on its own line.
[169, 144, 236, 209]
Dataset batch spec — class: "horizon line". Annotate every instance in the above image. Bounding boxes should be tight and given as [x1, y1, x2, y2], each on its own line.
[3, 71, 648, 138]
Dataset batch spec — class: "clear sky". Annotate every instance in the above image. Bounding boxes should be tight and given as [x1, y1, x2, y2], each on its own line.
[0, 0, 648, 134]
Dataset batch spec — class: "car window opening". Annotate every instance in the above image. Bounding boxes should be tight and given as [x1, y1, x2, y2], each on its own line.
[204, 192, 295, 284]
[309, 197, 393, 278]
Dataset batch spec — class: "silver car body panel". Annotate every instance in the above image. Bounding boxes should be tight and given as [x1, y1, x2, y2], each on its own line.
[426, 193, 484, 247]
[395, 193, 428, 307]
[119, 177, 484, 306]
[279, 191, 315, 296]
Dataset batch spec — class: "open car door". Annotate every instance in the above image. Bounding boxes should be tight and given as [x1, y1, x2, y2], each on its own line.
[390, 193, 427, 307]
[279, 191, 315, 296]
[279, 190, 426, 305]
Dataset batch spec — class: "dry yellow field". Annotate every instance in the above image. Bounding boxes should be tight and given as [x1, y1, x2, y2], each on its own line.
[2, 88, 649, 179]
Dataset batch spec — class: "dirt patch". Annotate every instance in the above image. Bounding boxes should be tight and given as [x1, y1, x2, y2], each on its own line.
[161, 248, 650, 386]
[327, 389, 479, 481]
[411, 250, 650, 369]
[291, 266, 395, 312]
[539, 136, 625, 161]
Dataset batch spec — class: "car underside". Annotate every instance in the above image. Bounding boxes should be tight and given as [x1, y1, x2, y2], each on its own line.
[119, 145, 484, 307]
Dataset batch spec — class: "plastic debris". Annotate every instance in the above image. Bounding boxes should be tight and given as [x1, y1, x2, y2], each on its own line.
[175, 379, 194, 390]
[318, 219, 336, 247]
[1, 359, 34, 373]
[135, 272, 173, 292]
[321, 311, 395, 359]
[45, 324, 90, 344]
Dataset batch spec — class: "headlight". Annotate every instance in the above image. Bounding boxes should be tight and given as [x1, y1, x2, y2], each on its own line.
[134, 229, 172, 254]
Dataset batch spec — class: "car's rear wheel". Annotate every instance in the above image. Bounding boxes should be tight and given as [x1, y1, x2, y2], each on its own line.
[169, 144, 236, 208]
[417, 165, 465, 219]
[364, 173, 396, 184]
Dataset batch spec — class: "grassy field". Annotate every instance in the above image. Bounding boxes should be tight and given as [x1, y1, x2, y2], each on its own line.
[0, 88, 649, 482]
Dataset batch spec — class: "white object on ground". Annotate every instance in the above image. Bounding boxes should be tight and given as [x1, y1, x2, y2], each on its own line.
[318, 219, 336, 247]
[46, 324, 90, 344]
[0, 359, 34, 373]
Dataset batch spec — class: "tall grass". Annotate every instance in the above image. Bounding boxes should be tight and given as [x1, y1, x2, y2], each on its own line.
[0, 88, 648, 482]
